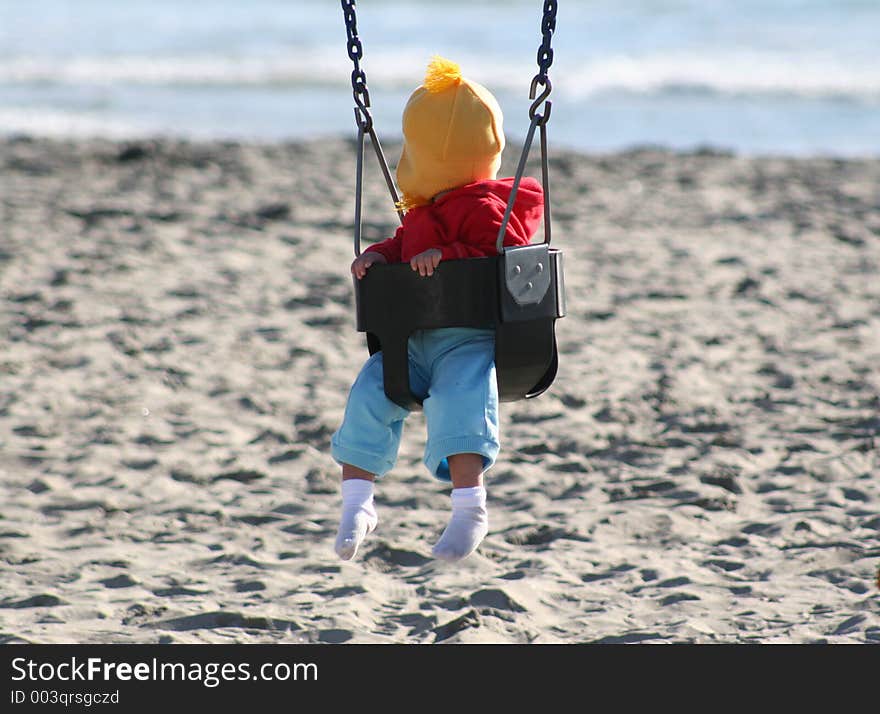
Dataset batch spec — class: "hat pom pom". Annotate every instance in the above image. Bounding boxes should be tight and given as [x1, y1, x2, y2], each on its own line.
[424, 56, 461, 93]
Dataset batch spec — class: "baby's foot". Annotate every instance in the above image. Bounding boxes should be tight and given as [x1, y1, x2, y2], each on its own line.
[334, 479, 378, 561]
[335, 504, 378, 560]
[432, 486, 488, 562]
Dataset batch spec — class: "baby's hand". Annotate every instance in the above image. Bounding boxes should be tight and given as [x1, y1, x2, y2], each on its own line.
[351, 251, 387, 279]
[410, 248, 442, 277]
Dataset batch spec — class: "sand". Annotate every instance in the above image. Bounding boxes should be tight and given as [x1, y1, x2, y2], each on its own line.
[1, 135, 878, 644]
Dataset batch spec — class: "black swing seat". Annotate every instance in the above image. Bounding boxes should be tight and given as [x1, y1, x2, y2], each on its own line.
[354, 243, 565, 411]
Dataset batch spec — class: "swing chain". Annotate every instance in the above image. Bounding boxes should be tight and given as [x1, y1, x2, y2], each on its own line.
[341, 0, 373, 131]
[529, 0, 557, 125]
[340, 0, 404, 256]
[497, 0, 558, 251]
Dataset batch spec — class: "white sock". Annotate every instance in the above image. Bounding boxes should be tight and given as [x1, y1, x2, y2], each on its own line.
[432, 486, 489, 562]
[334, 478, 378, 561]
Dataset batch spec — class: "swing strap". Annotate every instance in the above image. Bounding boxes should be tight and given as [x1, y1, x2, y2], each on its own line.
[496, 0, 557, 254]
[341, 0, 403, 256]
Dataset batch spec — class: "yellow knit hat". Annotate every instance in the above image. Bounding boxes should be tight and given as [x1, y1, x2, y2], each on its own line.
[396, 56, 505, 209]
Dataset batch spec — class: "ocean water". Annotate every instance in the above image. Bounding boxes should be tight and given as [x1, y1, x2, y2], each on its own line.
[0, 0, 878, 156]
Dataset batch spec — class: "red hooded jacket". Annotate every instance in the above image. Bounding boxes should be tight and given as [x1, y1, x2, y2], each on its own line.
[364, 177, 544, 263]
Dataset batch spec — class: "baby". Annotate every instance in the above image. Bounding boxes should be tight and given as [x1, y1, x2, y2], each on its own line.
[332, 56, 544, 562]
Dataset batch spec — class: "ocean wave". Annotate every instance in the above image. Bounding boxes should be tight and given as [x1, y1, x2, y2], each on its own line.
[1, 49, 878, 103]
[0, 107, 153, 139]
[0, 52, 352, 89]
[558, 52, 880, 103]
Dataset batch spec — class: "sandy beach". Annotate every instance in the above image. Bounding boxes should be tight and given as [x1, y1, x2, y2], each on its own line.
[1, 135, 878, 644]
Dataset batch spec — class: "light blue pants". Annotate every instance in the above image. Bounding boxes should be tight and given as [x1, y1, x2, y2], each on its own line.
[331, 327, 499, 481]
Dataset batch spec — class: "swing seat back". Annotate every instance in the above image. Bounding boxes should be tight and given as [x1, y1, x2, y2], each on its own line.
[355, 244, 565, 411]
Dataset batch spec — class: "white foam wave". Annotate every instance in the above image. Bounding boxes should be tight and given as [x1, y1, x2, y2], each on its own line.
[0, 49, 878, 102]
[0, 107, 153, 139]
[557, 51, 880, 102]
[0, 50, 355, 88]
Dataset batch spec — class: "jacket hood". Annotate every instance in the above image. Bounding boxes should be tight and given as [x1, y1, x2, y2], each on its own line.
[436, 176, 544, 239]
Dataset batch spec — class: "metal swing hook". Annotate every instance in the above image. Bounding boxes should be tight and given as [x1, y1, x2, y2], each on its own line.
[351, 68, 373, 133]
[528, 75, 553, 126]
